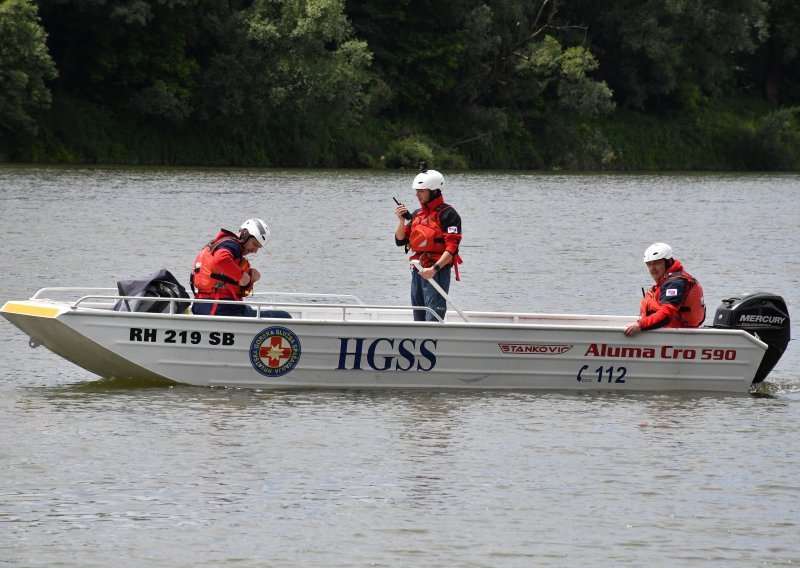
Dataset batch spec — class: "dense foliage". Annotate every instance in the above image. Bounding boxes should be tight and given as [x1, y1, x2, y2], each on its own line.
[0, 0, 56, 133]
[1, 0, 798, 169]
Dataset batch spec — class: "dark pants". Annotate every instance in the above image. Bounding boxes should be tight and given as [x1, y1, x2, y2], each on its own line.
[410, 266, 451, 321]
[192, 301, 291, 318]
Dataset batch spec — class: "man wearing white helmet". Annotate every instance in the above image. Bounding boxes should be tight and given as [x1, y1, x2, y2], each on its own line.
[190, 218, 288, 317]
[624, 243, 705, 336]
[394, 164, 463, 321]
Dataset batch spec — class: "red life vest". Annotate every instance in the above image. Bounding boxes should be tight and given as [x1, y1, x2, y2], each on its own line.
[409, 203, 449, 253]
[640, 268, 705, 328]
[406, 198, 462, 278]
[190, 230, 250, 302]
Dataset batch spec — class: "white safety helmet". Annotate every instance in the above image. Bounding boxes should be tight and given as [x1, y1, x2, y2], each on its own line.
[643, 242, 674, 263]
[240, 218, 270, 247]
[412, 169, 445, 192]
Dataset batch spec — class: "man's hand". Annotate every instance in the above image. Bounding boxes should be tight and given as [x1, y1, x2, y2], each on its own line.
[624, 322, 642, 337]
[418, 266, 436, 280]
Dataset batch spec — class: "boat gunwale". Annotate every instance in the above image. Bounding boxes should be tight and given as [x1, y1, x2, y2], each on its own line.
[2, 296, 769, 352]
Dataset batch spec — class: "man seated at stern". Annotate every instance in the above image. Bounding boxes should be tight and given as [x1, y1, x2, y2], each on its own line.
[624, 242, 704, 337]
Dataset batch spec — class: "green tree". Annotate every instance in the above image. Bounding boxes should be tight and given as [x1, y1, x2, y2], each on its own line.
[347, 0, 614, 166]
[0, 0, 57, 134]
[200, 0, 373, 162]
[36, 0, 200, 123]
[457, 3, 613, 117]
[754, 0, 800, 106]
[563, 0, 768, 109]
[447, 2, 615, 165]
[345, 0, 474, 116]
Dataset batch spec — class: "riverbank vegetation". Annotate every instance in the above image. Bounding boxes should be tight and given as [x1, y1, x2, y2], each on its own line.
[2, 0, 799, 170]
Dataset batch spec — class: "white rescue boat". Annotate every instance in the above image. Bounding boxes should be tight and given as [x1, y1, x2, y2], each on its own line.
[1, 285, 790, 393]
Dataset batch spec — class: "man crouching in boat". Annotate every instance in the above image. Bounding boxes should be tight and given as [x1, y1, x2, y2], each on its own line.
[190, 218, 290, 318]
[624, 243, 704, 336]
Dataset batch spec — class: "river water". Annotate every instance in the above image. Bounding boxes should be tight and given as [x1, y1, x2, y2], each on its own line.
[1, 166, 798, 566]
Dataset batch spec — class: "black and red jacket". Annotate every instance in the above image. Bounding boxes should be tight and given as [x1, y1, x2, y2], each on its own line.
[191, 230, 249, 301]
[396, 193, 463, 273]
[639, 259, 705, 330]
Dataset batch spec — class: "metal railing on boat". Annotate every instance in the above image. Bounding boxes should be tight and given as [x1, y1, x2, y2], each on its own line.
[29, 288, 443, 322]
[29, 287, 643, 326]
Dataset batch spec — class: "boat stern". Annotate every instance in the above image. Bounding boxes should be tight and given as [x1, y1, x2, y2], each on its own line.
[711, 292, 791, 383]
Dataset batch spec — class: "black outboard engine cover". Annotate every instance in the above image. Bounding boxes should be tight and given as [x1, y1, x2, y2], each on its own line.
[712, 292, 790, 383]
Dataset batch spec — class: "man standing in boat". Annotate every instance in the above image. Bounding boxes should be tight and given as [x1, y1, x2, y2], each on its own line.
[394, 165, 463, 321]
[190, 218, 289, 318]
[624, 243, 705, 336]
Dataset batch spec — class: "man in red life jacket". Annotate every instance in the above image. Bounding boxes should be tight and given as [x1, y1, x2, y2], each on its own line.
[624, 242, 705, 336]
[394, 167, 462, 321]
[191, 218, 290, 318]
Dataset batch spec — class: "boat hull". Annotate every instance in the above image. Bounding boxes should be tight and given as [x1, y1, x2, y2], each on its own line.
[2, 299, 769, 393]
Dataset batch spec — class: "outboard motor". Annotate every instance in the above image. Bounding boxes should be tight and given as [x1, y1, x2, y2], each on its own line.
[712, 292, 791, 383]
